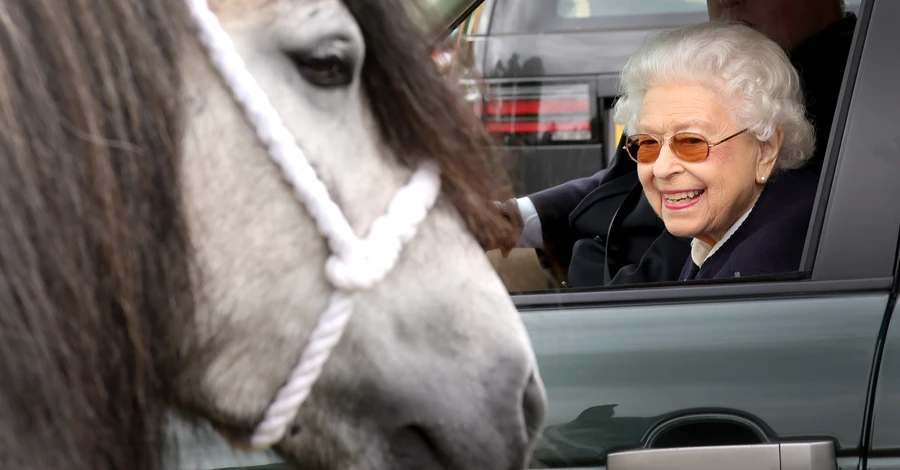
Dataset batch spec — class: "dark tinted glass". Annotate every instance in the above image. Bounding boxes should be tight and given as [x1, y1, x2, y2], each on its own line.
[489, 0, 707, 34]
[487, 0, 861, 35]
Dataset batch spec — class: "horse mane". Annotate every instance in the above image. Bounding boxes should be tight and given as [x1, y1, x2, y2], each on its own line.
[342, 0, 516, 247]
[0, 0, 512, 469]
[0, 1, 193, 469]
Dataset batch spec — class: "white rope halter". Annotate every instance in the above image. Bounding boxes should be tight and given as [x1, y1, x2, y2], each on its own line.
[185, 0, 442, 450]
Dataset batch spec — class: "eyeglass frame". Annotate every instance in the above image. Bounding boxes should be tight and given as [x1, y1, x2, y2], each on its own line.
[623, 128, 750, 164]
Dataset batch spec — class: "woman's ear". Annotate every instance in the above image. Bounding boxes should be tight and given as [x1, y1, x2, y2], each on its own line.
[757, 126, 784, 181]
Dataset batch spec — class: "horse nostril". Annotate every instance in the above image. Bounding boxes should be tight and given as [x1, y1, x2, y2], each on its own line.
[522, 371, 546, 442]
[389, 424, 445, 470]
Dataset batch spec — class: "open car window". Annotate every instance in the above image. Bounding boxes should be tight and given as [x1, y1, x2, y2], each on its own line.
[451, 0, 865, 294]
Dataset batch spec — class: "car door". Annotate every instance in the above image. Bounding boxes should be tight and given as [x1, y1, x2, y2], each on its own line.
[860, 9, 900, 470]
[509, 1, 900, 469]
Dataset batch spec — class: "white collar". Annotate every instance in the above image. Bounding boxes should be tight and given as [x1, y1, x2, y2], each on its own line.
[690, 207, 753, 267]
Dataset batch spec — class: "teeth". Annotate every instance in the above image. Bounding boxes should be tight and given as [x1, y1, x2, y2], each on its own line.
[664, 190, 703, 203]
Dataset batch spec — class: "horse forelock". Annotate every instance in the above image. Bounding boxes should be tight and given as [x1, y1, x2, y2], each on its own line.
[340, 0, 517, 249]
[0, 1, 194, 469]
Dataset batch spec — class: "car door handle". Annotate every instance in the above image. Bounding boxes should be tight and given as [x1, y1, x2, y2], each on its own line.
[607, 440, 836, 470]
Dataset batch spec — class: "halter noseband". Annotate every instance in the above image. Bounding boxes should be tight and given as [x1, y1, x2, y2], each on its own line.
[185, 0, 442, 450]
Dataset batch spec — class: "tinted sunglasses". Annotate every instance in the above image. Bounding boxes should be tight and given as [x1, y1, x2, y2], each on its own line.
[624, 128, 749, 164]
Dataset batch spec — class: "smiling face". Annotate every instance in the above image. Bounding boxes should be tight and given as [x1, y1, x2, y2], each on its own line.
[636, 84, 781, 244]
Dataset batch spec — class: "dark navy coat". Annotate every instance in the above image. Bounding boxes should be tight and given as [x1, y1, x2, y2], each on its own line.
[679, 169, 820, 281]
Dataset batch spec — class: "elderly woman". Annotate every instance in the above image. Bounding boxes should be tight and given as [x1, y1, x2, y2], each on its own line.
[613, 21, 818, 281]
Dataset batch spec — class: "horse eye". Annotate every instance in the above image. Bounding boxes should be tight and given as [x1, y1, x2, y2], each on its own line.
[288, 51, 352, 88]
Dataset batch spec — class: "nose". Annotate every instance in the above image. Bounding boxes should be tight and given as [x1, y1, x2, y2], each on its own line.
[521, 371, 547, 442]
[387, 361, 547, 469]
[652, 141, 683, 180]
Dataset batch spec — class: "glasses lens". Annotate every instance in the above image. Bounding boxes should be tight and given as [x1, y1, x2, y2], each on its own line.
[627, 135, 661, 163]
[672, 133, 710, 162]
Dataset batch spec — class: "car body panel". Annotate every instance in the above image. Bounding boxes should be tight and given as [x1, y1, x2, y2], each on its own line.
[871, 300, 900, 458]
[521, 294, 887, 467]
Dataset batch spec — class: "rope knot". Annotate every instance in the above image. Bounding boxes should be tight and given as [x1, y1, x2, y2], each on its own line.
[325, 233, 403, 291]
[324, 161, 441, 292]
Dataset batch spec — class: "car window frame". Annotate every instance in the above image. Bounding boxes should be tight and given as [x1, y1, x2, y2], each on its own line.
[468, 1, 861, 37]
[510, 0, 899, 310]
[483, 0, 709, 36]
[802, 0, 899, 282]
[425, 0, 485, 43]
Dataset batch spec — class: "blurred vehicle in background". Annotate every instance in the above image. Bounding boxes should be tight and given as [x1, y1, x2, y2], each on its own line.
[438, 0, 859, 196]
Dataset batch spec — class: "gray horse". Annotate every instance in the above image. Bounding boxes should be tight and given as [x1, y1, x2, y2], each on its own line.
[0, 0, 546, 469]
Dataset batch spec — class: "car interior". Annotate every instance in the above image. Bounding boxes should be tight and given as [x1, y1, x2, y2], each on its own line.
[440, 0, 865, 295]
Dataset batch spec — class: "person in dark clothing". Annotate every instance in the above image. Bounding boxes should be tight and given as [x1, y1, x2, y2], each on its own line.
[678, 169, 820, 281]
[610, 21, 817, 283]
[493, 0, 856, 288]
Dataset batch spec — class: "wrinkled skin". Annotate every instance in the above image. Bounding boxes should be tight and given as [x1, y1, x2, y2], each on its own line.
[174, 1, 547, 469]
[636, 84, 780, 245]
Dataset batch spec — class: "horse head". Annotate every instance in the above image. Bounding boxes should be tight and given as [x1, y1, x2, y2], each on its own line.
[0, 0, 546, 469]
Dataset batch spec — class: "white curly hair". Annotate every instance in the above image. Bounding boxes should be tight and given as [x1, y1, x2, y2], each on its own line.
[612, 21, 816, 171]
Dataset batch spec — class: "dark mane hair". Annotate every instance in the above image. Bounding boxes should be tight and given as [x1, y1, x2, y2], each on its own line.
[0, 1, 193, 469]
[342, 0, 516, 247]
[0, 0, 512, 469]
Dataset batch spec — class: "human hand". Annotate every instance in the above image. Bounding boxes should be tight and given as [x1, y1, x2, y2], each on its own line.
[493, 198, 523, 257]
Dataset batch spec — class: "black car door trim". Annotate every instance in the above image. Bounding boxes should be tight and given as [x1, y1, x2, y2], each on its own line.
[805, 0, 900, 282]
[800, 0, 873, 274]
[513, 276, 891, 309]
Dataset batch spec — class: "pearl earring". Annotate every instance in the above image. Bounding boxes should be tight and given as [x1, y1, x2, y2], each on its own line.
[759, 176, 767, 182]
